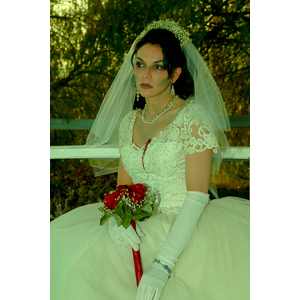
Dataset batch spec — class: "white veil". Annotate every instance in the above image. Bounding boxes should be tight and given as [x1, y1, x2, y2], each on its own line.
[86, 20, 230, 198]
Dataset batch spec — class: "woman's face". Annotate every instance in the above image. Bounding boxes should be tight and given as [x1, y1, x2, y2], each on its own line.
[134, 43, 174, 99]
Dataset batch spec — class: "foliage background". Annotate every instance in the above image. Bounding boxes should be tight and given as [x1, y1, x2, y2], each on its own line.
[50, 0, 250, 220]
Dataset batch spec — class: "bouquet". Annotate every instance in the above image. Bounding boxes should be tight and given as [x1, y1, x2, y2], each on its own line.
[99, 183, 157, 286]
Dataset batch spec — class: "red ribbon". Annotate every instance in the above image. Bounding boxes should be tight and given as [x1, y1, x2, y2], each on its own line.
[142, 139, 151, 177]
[131, 220, 143, 286]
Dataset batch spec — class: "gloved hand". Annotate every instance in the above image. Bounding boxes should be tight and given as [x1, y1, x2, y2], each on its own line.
[136, 262, 169, 300]
[108, 217, 144, 251]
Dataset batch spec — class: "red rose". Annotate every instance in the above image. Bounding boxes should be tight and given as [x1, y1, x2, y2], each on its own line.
[116, 185, 129, 191]
[129, 184, 147, 205]
[103, 191, 122, 210]
[116, 185, 130, 197]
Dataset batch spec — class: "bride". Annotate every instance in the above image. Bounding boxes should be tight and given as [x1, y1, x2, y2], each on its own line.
[51, 20, 250, 300]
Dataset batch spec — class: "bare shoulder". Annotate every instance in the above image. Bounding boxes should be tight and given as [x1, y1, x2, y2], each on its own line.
[170, 97, 187, 113]
[136, 109, 142, 116]
[176, 97, 187, 108]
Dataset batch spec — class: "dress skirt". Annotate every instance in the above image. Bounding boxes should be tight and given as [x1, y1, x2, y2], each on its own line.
[50, 197, 250, 300]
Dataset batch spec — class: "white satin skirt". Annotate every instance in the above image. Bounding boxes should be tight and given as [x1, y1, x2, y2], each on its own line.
[50, 197, 250, 300]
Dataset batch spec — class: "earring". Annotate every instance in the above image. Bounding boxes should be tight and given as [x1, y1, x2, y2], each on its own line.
[136, 91, 140, 101]
[171, 85, 175, 97]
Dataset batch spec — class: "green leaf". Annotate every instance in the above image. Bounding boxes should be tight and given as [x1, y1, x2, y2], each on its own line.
[123, 216, 132, 229]
[133, 211, 150, 221]
[113, 214, 123, 227]
[141, 204, 153, 214]
[125, 204, 132, 216]
[114, 201, 124, 214]
[123, 205, 133, 229]
[99, 210, 111, 226]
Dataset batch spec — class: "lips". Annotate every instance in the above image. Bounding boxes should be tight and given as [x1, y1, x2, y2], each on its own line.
[140, 83, 153, 89]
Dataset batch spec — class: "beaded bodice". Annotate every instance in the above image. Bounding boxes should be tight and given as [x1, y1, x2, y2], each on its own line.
[119, 102, 218, 214]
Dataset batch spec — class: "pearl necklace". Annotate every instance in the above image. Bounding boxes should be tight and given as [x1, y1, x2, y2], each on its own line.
[142, 95, 179, 124]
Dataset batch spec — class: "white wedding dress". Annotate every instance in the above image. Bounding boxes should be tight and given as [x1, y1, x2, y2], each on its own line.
[50, 102, 250, 300]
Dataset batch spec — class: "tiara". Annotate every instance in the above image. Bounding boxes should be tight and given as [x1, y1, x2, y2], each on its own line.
[139, 19, 191, 48]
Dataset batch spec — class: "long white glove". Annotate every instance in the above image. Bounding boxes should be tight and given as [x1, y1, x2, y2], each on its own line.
[136, 191, 209, 300]
[108, 217, 144, 251]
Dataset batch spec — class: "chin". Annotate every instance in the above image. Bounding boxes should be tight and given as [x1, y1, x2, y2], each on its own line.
[140, 91, 154, 98]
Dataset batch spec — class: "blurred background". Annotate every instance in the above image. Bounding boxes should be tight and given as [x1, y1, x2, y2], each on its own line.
[50, 0, 250, 220]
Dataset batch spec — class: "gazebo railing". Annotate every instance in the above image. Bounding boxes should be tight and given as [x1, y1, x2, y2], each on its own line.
[50, 116, 250, 161]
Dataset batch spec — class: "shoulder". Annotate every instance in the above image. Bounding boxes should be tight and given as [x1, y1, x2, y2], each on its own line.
[119, 110, 138, 145]
[181, 99, 212, 128]
[180, 100, 219, 154]
[120, 109, 139, 127]
[119, 109, 139, 139]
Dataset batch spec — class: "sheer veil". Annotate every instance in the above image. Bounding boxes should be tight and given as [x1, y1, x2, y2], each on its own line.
[86, 20, 230, 198]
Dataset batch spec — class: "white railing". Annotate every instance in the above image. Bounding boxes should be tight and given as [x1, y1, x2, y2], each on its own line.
[50, 116, 250, 130]
[50, 116, 250, 161]
[50, 145, 250, 161]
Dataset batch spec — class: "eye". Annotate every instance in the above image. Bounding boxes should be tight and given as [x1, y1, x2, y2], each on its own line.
[154, 64, 165, 70]
[136, 62, 144, 68]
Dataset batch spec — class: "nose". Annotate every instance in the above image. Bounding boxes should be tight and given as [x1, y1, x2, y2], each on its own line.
[143, 66, 152, 79]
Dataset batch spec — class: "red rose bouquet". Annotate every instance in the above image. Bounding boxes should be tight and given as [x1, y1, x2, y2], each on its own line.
[99, 183, 157, 286]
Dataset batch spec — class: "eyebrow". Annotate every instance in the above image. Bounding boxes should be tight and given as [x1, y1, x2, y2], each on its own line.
[136, 56, 164, 63]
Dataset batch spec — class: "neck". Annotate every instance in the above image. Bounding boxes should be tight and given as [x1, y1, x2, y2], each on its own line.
[144, 90, 173, 118]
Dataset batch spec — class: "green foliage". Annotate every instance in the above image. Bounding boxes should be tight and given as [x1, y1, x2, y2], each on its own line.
[215, 161, 249, 192]
[50, 0, 250, 217]
[50, 0, 250, 149]
[50, 159, 117, 220]
[50, 159, 248, 220]
[50, 0, 250, 123]
[99, 209, 112, 226]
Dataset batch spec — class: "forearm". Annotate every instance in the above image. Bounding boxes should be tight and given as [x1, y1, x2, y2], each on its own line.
[156, 191, 209, 268]
[117, 156, 134, 186]
[136, 191, 210, 300]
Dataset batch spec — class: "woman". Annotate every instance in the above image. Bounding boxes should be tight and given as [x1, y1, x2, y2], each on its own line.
[51, 20, 250, 300]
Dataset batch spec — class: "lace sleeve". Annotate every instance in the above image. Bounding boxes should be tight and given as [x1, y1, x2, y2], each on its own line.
[181, 104, 219, 155]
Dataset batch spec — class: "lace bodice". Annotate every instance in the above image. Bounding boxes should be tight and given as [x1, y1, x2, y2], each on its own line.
[119, 102, 219, 214]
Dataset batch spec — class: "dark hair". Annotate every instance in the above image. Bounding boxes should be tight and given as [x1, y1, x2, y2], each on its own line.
[131, 29, 194, 109]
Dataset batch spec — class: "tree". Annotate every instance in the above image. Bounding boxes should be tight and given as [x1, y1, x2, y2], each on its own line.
[50, 0, 250, 209]
[51, 0, 249, 120]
